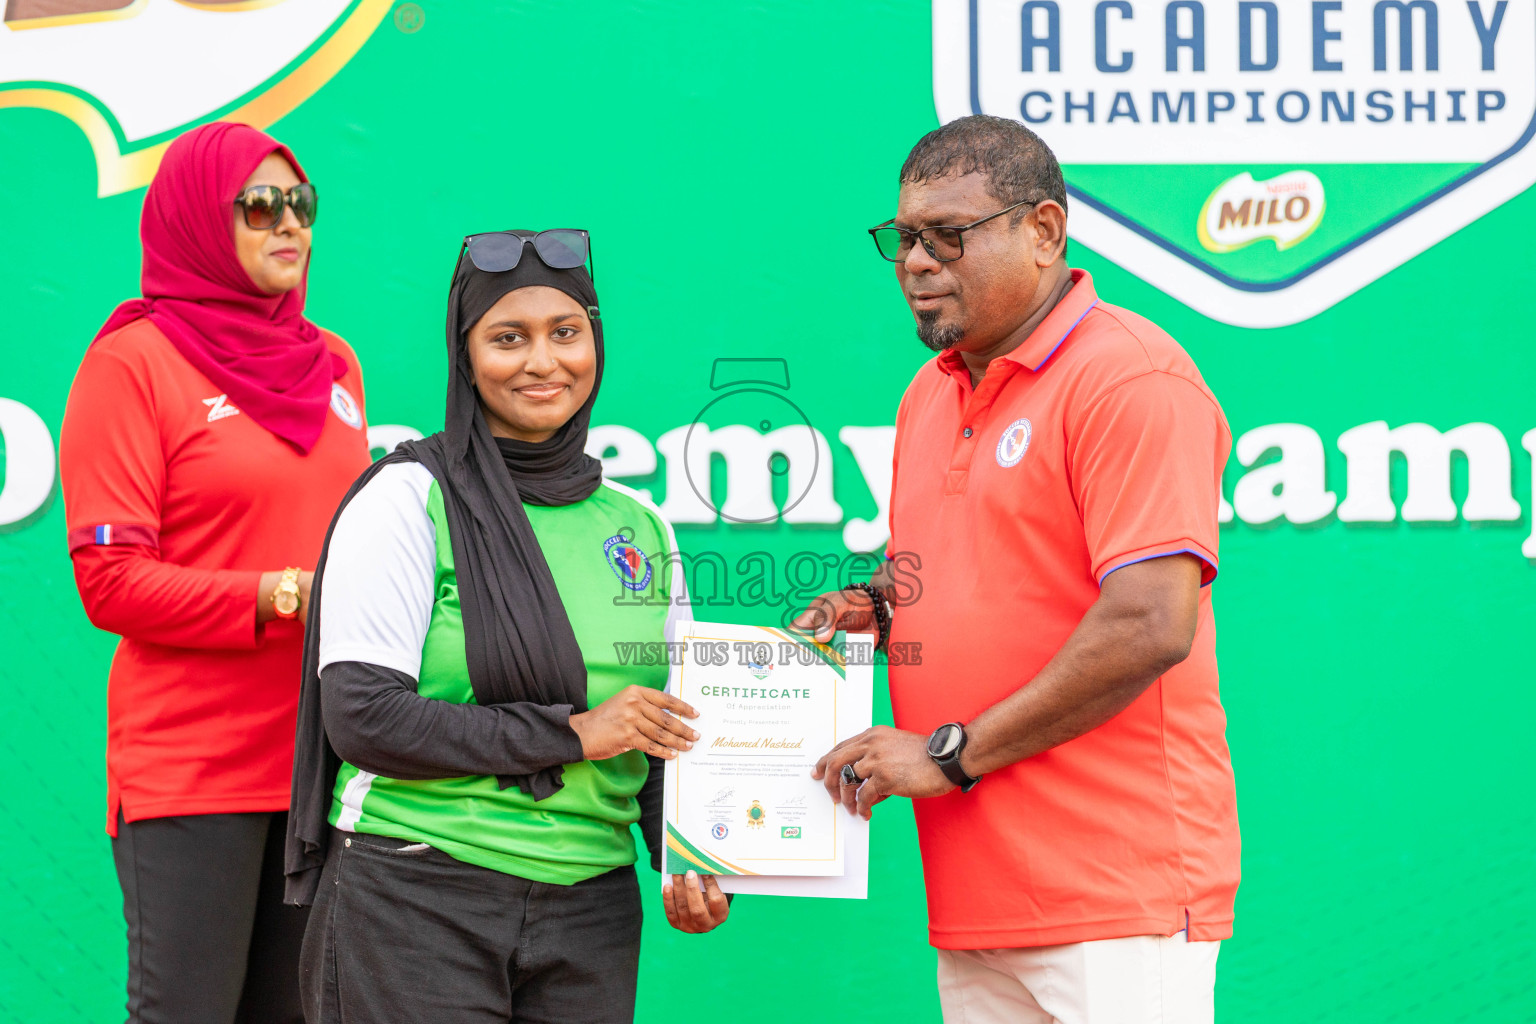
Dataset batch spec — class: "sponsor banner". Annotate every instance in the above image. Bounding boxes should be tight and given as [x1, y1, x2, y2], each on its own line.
[1, 3, 1533, 1021]
[932, 0, 1536, 325]
[0, 0, 390, 195]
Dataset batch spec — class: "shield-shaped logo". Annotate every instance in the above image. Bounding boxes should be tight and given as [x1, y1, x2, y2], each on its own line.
[933, 0, 1535, 326]
[604, 534, 655, 591]
[0, 0, 390, 196]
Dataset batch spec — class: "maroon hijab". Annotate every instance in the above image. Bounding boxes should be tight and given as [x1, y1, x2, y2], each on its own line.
[95, 121, 341, 453]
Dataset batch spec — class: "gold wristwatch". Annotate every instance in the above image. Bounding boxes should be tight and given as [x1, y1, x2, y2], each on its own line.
[270, 566, 303, 620]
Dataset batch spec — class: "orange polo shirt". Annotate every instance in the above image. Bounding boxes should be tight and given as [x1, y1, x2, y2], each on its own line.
[885, 269, 1239, 950]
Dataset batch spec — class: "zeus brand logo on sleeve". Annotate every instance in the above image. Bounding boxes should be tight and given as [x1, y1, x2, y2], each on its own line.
[933, 0, 1536, 327]
[202, 394, 239, 423]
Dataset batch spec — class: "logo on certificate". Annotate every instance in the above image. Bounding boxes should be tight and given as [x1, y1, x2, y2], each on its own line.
[747, 642, 774, 680]
[711, 823, 729, 840]
[747, 800, 766, 829]
[781, 826, 802, 839]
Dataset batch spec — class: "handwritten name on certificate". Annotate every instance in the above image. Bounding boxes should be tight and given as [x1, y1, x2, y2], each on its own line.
[663, 622, 871, 878]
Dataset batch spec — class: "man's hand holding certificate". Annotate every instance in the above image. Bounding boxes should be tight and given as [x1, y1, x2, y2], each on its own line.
[662, 621, 873, 899]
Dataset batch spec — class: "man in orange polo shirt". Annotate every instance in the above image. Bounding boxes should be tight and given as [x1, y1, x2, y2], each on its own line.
[797, 115, 1239, 1023]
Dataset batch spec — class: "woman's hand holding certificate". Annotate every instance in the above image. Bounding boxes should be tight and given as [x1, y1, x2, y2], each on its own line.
[568, 686, 700, 760]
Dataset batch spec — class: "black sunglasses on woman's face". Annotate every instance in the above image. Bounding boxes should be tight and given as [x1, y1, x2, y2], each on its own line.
[232, 183, 318, 231]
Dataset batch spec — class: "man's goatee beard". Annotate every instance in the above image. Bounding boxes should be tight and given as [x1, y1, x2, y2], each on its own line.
[916, 310, 964, 352]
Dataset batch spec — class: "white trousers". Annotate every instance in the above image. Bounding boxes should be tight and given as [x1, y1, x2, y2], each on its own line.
[936, 932, 1221, 1024]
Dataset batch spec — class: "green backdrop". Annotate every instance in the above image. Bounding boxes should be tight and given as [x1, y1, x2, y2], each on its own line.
[2, 2, 1533, 1021]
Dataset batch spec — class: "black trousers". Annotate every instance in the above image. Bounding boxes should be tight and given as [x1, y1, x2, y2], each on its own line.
[300, 830, 642, 1024]
[111, 810, 309, 1024]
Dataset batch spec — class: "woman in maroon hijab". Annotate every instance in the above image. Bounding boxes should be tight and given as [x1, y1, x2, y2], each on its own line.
[59, 122, 372, 1024]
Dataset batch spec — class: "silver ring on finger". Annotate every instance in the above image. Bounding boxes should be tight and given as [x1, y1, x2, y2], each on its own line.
[840, 763, 864, 787]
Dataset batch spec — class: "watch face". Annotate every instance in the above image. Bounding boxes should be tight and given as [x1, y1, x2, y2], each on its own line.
[273, 590, 300, 616]
[927, 724, 962, 759]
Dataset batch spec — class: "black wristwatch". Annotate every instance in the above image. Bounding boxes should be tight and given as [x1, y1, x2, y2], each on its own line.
[926, 722, 981, 793]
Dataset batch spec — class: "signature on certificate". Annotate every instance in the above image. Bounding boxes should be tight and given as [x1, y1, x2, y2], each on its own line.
[707, 786, 736, 805]
[782, 794, 807, 807]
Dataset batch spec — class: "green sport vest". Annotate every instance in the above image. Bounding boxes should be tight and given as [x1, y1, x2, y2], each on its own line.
[329, 481, 678, 885]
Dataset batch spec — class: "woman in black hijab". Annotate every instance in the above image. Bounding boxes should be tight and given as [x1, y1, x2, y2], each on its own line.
[287, 231, 729, 1023]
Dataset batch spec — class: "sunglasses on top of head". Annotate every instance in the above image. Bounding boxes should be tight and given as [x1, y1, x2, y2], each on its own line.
[460, 229, 595, 283]
[232, 182, 318, 231]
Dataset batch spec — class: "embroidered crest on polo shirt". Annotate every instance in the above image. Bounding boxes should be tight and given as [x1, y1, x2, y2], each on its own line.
[604, 534, 653, 591]
[330, 383, 363, 429]
[202, 394, 240, 422]
[995, 418, 1032, 468]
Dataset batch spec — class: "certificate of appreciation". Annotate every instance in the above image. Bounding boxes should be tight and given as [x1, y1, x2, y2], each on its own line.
[662, 621, 873, 885]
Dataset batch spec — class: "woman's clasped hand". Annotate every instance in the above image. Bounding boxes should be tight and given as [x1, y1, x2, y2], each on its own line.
[568, 686, 700, 760]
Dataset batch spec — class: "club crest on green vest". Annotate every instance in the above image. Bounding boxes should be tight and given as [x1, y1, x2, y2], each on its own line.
[604, 534, 654, 591]
[932, 0, 1534, 327]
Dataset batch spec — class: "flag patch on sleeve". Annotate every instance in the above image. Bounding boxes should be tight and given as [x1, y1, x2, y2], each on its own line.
[68, 524, 159, 553]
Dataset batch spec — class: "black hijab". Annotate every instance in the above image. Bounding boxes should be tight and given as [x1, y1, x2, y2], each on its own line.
[286, 244, 604, 905]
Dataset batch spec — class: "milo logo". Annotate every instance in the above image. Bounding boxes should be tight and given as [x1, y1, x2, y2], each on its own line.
[1199, 171, 1325, 252]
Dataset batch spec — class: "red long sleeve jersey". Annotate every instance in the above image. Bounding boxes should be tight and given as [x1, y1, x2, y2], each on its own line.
[60, 318, 372, 834]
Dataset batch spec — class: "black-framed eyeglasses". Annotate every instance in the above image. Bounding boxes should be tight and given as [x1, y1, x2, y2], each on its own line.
[462, 228, 594, 282]
[868, 197, 1038, 263]
[232, 183, 317, 230]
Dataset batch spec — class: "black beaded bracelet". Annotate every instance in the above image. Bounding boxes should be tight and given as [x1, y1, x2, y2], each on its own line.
[843, 582, 891, 652]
